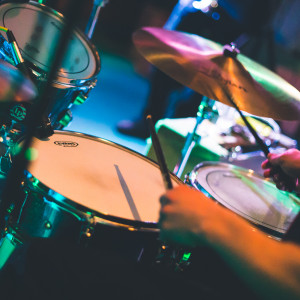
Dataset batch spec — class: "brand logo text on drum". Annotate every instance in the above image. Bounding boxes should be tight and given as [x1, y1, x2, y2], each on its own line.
[54, 141, 79, 147]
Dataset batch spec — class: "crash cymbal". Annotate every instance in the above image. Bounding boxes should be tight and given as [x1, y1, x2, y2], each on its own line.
[0, 59, 36, 103]
[133, 27, 300, 121]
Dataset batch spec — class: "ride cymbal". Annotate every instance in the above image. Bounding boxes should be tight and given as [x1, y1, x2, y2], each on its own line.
[133, 27, 300, 121]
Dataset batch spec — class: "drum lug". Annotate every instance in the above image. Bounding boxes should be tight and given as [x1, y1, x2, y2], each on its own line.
[0, 230, 23, 270]
[174, 251, 192, 272]
[82, 226, 94, 238]
[73, 83, 96, 106]
[56, 109, 73, 128]
[155, 244, 191, 272]
[81, 215, 96, 239]
[184, 173, 191, 185]
[73, 93, 88, 106]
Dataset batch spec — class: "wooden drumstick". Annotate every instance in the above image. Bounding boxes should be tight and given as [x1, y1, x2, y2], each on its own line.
[146, 115, 173, 190]
[225, 91, 296, 192]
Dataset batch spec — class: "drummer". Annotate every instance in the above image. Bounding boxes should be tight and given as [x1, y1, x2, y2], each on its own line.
[159, 148, 300, 300]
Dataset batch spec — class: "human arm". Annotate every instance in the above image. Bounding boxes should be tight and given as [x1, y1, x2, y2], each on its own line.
[159, 185, 300, 300]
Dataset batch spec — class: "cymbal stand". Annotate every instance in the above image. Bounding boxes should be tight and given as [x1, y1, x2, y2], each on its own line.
[173, 96, 218, 178]
[0, 122, 18, 176]
[221, 42, 296, 193]
[85, 0, 109, 39]
[163, 0, 196, 30]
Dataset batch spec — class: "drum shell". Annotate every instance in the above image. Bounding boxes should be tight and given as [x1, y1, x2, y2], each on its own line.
[11, 179, 161, 263]
[9, 131, 184, 264]
[33, 77, 97, 129]
[0, 1, 101, 128]
[13, 187, 86, 242]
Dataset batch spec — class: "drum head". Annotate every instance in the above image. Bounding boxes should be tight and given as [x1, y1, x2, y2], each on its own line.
[25, 131, 181, 225]
[0, 2, 99, 81]
[189, 162, 300, 235]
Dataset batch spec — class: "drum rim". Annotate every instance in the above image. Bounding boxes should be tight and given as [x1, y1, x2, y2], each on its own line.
[188, 161, 300, 237]
[22, 130, 183, 230]
[0, 1, 101, 86]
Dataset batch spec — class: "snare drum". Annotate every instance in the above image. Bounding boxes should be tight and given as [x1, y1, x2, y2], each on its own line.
[10, 131, 181, 263]
[187, 162, 300, 238]
[0, 1, 100, 128]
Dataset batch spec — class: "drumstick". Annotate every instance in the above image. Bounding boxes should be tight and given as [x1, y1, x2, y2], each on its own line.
[224, 91, 296, 192]
[146, 115, 173, 190]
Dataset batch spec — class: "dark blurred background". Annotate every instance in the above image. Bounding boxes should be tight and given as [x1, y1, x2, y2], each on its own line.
[92, 0, 300, 143]
[5, 0, 300, 151]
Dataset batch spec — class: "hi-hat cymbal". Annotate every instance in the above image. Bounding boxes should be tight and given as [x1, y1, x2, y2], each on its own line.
[133, 27, 300, 121]
[0, 59, 36, 103]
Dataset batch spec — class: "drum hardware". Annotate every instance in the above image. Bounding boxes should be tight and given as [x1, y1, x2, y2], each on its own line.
[173, 96, 218, 177]
[85, 0, 109, 39]
[0, 32, 14, 65]
[0, 130, 183, 269]
[55, 109, 73, 129]
[154, 244, 192, 272]
[0, 231, 23, 270]
[163, 0, 196, 31]
[4, 27, 35, 82]
[34, 116, 54, 139]
[0, 0, 93, 262]
[0, 101, 32, 175]
[0, 1, 101, 129]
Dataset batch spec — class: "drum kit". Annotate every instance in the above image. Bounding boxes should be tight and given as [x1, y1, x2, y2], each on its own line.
[0, 0, 300, 274]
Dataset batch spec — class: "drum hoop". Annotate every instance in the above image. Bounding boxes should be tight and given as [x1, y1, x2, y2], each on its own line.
[188, 161, 300, 237]
[20, 130, 182, 230]
[0, 1, 101, 86]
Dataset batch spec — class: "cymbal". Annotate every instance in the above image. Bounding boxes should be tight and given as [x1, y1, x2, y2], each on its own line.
[133, 27, 300, 121]
[0, 59, 36, 103]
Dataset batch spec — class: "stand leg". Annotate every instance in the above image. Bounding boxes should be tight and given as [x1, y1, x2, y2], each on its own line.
[0, 233, 22, 271]
[173, 97, 217, 177]
[85, 0, 109, 39]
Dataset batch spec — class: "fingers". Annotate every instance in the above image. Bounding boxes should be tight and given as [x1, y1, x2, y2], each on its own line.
[159, 194, 170, 206]
[273, 174, 296, 192]
[261, 154, 283, 179]
[261, 159, 271, 170]
[267, 152, 282, 166]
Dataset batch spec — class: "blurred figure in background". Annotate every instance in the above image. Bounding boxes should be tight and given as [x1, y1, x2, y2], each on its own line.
[117, 0, 281, 139]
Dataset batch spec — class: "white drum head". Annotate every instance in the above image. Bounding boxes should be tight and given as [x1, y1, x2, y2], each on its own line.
[25, 131, 180, 224]
[190, 162, 300, 234]
[0, 2, 98, 80]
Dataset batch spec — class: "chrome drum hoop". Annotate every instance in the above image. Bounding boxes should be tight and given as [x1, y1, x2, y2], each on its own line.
[0, 1, 101, 87]
[187, 161, 300, 239]
[13, 130, 182, 234]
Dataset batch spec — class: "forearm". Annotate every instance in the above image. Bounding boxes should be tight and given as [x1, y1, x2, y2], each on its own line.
[202, 209, 300, 300]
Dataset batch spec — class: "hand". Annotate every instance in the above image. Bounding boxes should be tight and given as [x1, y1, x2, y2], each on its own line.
[159, 185, 222, 247]
[261, 149, 300, 192]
